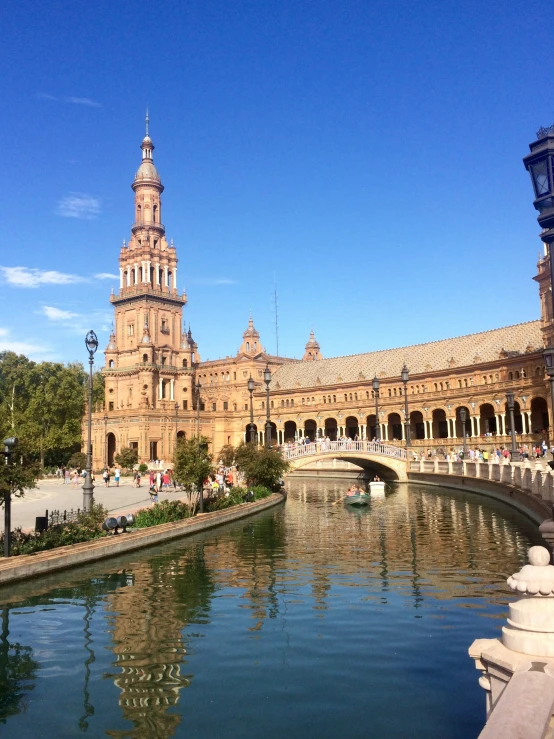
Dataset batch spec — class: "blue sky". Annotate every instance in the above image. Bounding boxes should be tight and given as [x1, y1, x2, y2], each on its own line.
[1, 0, 552, 366]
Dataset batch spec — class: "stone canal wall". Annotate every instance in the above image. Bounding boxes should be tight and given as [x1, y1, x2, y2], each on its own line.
[0, 492, 286, 587]
[409, 459, 551, 524]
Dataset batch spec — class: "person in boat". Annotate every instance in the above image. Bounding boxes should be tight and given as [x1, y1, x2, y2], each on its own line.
[373, 475, 381, 482]
[347, 484, 360, 496]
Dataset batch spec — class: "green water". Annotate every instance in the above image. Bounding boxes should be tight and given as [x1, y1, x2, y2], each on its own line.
[0, 480, 543, 738]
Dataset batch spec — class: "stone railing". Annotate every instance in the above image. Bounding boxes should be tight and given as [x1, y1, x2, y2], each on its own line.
[409, 457, 554, 503]
[282, 440, 408, 462]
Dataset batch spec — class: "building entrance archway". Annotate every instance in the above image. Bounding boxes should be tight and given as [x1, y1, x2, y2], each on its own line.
[324, 417, 338, 440]
[284, 420, 297, 442]
[345, 416, 359, 439]
[107, 433, 116, 467]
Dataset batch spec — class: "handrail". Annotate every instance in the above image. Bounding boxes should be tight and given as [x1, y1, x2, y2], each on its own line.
[282, 440, 407, 461]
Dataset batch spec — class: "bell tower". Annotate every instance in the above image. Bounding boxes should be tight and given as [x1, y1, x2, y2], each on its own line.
[100, 116, 198, 463]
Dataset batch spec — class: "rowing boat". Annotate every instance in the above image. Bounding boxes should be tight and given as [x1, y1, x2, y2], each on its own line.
[345, 492, 370, 506]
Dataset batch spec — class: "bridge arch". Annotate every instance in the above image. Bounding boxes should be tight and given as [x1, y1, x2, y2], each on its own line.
[283, 440, 407, 481]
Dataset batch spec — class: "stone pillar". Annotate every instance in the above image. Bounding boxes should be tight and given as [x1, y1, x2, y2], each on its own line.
[126, 269, 131, 287]
[119, 268, 123, 289]
[423, 420, 428, 440]
[134, 263, 139, 284]
[158, 378, 163, 400]
[170, 379, 174, 401]
[164, 265, 169, 288]
[501, 413, 507, 435]
[476, 415, 481, 436]
[428, 419, 434, 439]
[526, 411, 532, 435]
[155, 262, 160, 286]
[173, 267, 177, 290]
[146, 260, 151, 283]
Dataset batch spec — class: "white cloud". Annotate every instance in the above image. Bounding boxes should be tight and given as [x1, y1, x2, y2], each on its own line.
[41, 306, 79, 321]
[94, 272, 118, 280]
[37, 93, 101, 107]
[195, 277, 238, 286]
[0, 327, 51, 359]
[1, 266, 85, 288]
[57, 193, 101, 220]
[64, 96, 101, 107]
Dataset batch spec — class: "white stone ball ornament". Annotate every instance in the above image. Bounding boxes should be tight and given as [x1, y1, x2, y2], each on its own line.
[507, 546, 554, 596]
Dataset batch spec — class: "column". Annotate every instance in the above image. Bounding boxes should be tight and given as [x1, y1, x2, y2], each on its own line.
[146, 260, 151, 283]
[446, 419, 451, 439]
[173, 267, 177, 291]
[134, 263, 139, 284]
[495, 414, 501, 435]
[155, 263, 160, 286]
[383, 423, 389, 441]
[126, 268, 131, 287]
[361, 425, 366, 440]
[119, 268, 123, 289]
[158, 378, 163, 399]
[526, 411, 532, 434]
[476, 415, 481, 436]
[501, 413, 507, 435]
[423, 419, 428, 439]
[164, 265, 169, 287]
[428, 420, 434, 439]
[400, 422, 405, 441]
[170, 379, 174, 401]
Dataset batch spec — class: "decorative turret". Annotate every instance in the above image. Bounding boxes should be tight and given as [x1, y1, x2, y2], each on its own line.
[140, 314, 151, 344]
[238, 315, 261, 356]
[303, 330, 322, 361]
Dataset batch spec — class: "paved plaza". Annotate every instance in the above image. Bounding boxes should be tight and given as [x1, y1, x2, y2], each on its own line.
[11, 477, 184, 530]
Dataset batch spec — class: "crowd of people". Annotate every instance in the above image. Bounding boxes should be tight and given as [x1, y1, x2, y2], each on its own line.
[416, 440, 554, 462]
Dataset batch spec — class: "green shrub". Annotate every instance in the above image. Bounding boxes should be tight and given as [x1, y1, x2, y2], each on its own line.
[138, 463, 149, 474]
[134, 499, 191, 527]
[251, 485, 272, 500]
[0, 503, 108, 557]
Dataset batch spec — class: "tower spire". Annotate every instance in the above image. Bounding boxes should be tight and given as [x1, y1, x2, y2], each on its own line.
[145, 107, 149, 137]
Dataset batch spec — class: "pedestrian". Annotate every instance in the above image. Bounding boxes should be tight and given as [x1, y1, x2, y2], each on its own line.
[136, 471, 141, 488]
[64, 468, 70, 485]
[103, 468, 110, 487]
[114, 467, 120, 487]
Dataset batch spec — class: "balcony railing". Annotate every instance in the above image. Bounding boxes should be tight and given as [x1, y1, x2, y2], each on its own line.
[131, 219, 165, 233]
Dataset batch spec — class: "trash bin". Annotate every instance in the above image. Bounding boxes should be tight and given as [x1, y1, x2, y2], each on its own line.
[35, 516, 48, 533]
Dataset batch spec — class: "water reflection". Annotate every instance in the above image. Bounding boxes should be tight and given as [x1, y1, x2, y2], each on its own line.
[0, 480, 544, 739]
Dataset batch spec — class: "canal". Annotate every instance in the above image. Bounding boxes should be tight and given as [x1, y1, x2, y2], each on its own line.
[0, 479, 543, 738]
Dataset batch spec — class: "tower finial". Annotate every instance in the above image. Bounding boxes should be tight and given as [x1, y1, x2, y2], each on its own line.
[145, 107, 149, 137]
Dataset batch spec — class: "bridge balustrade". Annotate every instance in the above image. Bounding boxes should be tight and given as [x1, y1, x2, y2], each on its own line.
[281, 440, 407, 462]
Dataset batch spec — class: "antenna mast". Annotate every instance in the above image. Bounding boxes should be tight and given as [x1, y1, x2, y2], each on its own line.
[274, 273, 279, 356]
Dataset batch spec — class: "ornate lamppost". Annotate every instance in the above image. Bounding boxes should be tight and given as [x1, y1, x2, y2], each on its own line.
[83, 330, 98, 512]
[2, 436, 18, 558]
[506, 391, 521, 461]
[401, 364, 410, 447]
[523, 126, 554, 434]
[103, 413, 108, 467]
[372, 376, 380, 442]
[247, 376, 256, 443]
[459, 407, 468, 460]
[174, 402, 179, 454]
[264, 364, 272, 448]
[195, 380, 202, 438]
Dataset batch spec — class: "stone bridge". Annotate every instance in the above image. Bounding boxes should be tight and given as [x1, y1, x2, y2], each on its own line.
[283, 440, 409, 480]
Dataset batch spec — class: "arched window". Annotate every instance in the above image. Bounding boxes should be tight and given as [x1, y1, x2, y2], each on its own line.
[142, 354, 148, 363]
[464, 379, 468, 388]
[458, 380, 462, 388]
[137, 204, 142, 221]
[508, 371, 513, 380]
[246, 342, 250, 352]
[515, 371, 520, 380]
[483, 376, 487, 384]
[182, 358, 187, 368]
[521, 368, 527, 378]
[388, 389, 392, 397]
[153, 204, 158, 223]
[434, 383, 438, 392]
[286, 399, 290, 407]
[333, 395, 336, 403]
[349, 393, 353, 401]
[109, 360, 114, 368]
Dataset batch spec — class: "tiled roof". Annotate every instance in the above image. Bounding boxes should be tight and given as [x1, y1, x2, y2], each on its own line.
[270, 320, 543, 391]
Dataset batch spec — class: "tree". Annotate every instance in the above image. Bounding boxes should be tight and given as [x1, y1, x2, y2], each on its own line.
[173, 437, 214, 513]
[67, 452, 87, 470]
[115, 447, 138, 471]
[0, 444, 41, 508]
[217, 444, 235, 468]
[234, 443, 289, 489]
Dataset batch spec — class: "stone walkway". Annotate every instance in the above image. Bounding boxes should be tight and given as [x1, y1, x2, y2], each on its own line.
[10, 477, 184, 530]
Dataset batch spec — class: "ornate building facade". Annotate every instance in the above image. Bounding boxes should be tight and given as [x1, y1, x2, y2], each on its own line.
[89, 124, 553, 468]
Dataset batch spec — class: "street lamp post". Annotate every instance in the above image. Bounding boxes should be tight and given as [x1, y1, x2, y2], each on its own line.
[174, 402, 179, 455]
[372, 376, 380, 442]
[103, 413, 108, 468]
[506, 391, 521, 462]
[459, 407, 468, 460]
[2, 437, 18, 558]
[247, 376, 256, 443]
[195, 381, 202, 438]
[83, 331, 98, 512]
[264, 365, 272, 448]
[401, 364, 411, 447]
[524, 126, 554, 434]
